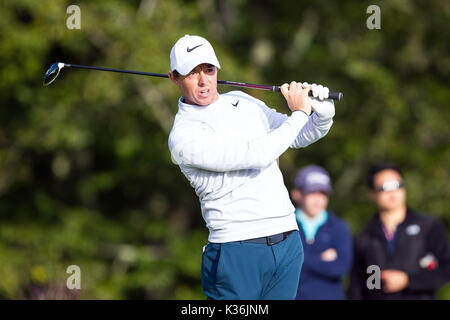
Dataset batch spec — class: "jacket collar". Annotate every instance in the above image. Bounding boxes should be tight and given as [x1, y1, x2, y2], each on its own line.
[177, 94, 222, 115]
[367, 207, 418, 238]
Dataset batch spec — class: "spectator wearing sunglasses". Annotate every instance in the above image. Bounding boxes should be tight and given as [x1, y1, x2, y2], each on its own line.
[348, 163, 450, 299]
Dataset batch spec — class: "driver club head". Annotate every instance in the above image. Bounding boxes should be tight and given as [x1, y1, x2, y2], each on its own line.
[43, 62, 65, 86]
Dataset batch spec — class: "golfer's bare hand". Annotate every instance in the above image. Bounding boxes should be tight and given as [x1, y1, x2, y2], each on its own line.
[280, 81, 312, 115]
[381, 270, 409, 293]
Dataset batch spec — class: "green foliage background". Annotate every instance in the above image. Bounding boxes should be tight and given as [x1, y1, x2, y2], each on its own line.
[0, 0, 448, 299]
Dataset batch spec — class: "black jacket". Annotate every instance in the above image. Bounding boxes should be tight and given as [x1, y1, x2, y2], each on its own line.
[348, 208, 450, 299]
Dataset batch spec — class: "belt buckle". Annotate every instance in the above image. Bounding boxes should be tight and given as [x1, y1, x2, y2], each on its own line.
[265, 231, 292, 246]
[266, 234, 281, 246]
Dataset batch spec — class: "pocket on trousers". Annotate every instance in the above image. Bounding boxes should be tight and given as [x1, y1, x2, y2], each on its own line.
[286, 231, 304, 266]
[201, 243, 222, 292]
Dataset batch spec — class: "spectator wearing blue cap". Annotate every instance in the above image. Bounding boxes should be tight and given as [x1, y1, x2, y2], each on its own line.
[291, 165, 353, 299]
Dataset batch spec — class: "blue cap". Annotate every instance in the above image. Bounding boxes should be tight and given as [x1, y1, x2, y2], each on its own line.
[294, 165, 332, 195]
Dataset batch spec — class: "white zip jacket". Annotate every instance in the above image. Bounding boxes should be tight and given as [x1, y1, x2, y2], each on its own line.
[168, 90, 333, 243]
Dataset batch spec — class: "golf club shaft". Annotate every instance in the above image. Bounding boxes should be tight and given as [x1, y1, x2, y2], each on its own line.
[66, 63, 168, 79]
[64, 63, 343, 101]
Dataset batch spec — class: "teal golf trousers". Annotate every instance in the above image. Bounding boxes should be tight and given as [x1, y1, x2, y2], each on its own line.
[201, 230, 304, 300]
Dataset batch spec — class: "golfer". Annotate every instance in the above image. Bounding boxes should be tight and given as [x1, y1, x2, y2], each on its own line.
[168, 34, 336, 300]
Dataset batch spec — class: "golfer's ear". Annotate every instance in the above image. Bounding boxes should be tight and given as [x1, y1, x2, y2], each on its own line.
[168, 70, 179, 85]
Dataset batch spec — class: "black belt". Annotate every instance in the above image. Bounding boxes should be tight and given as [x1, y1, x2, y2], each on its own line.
[242, 230, 295, 246]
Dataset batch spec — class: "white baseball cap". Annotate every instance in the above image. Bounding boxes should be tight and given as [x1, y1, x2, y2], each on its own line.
[170, 34, 221, 76]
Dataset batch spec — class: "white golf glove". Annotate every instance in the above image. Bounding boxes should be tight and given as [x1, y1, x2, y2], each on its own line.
[301, 82, 335, 121]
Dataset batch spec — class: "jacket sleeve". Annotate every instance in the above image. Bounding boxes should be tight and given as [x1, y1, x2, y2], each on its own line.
[408, 219, 450, 291]
[348, 236, 366, 300]
[257, 99, 333, 149]
[168, 111, 309, 172]
[301, 222, 353, 280]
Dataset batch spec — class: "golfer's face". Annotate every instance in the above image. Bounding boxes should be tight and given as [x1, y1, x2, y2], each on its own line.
[177, 64, 219, 106]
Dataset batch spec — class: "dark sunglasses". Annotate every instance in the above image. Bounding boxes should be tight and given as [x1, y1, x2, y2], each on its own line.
[373, 180, 404, 192]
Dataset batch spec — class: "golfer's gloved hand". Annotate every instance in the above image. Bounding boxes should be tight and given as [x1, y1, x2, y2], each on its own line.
[302, 82, 335, 121]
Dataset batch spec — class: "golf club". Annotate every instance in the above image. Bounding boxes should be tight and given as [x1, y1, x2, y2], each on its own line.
[43, 62, 343, 101]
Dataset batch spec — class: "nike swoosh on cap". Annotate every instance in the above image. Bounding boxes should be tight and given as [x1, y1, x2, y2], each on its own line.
[187, 44, 203, 52]
[232, 100, 239, 107]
